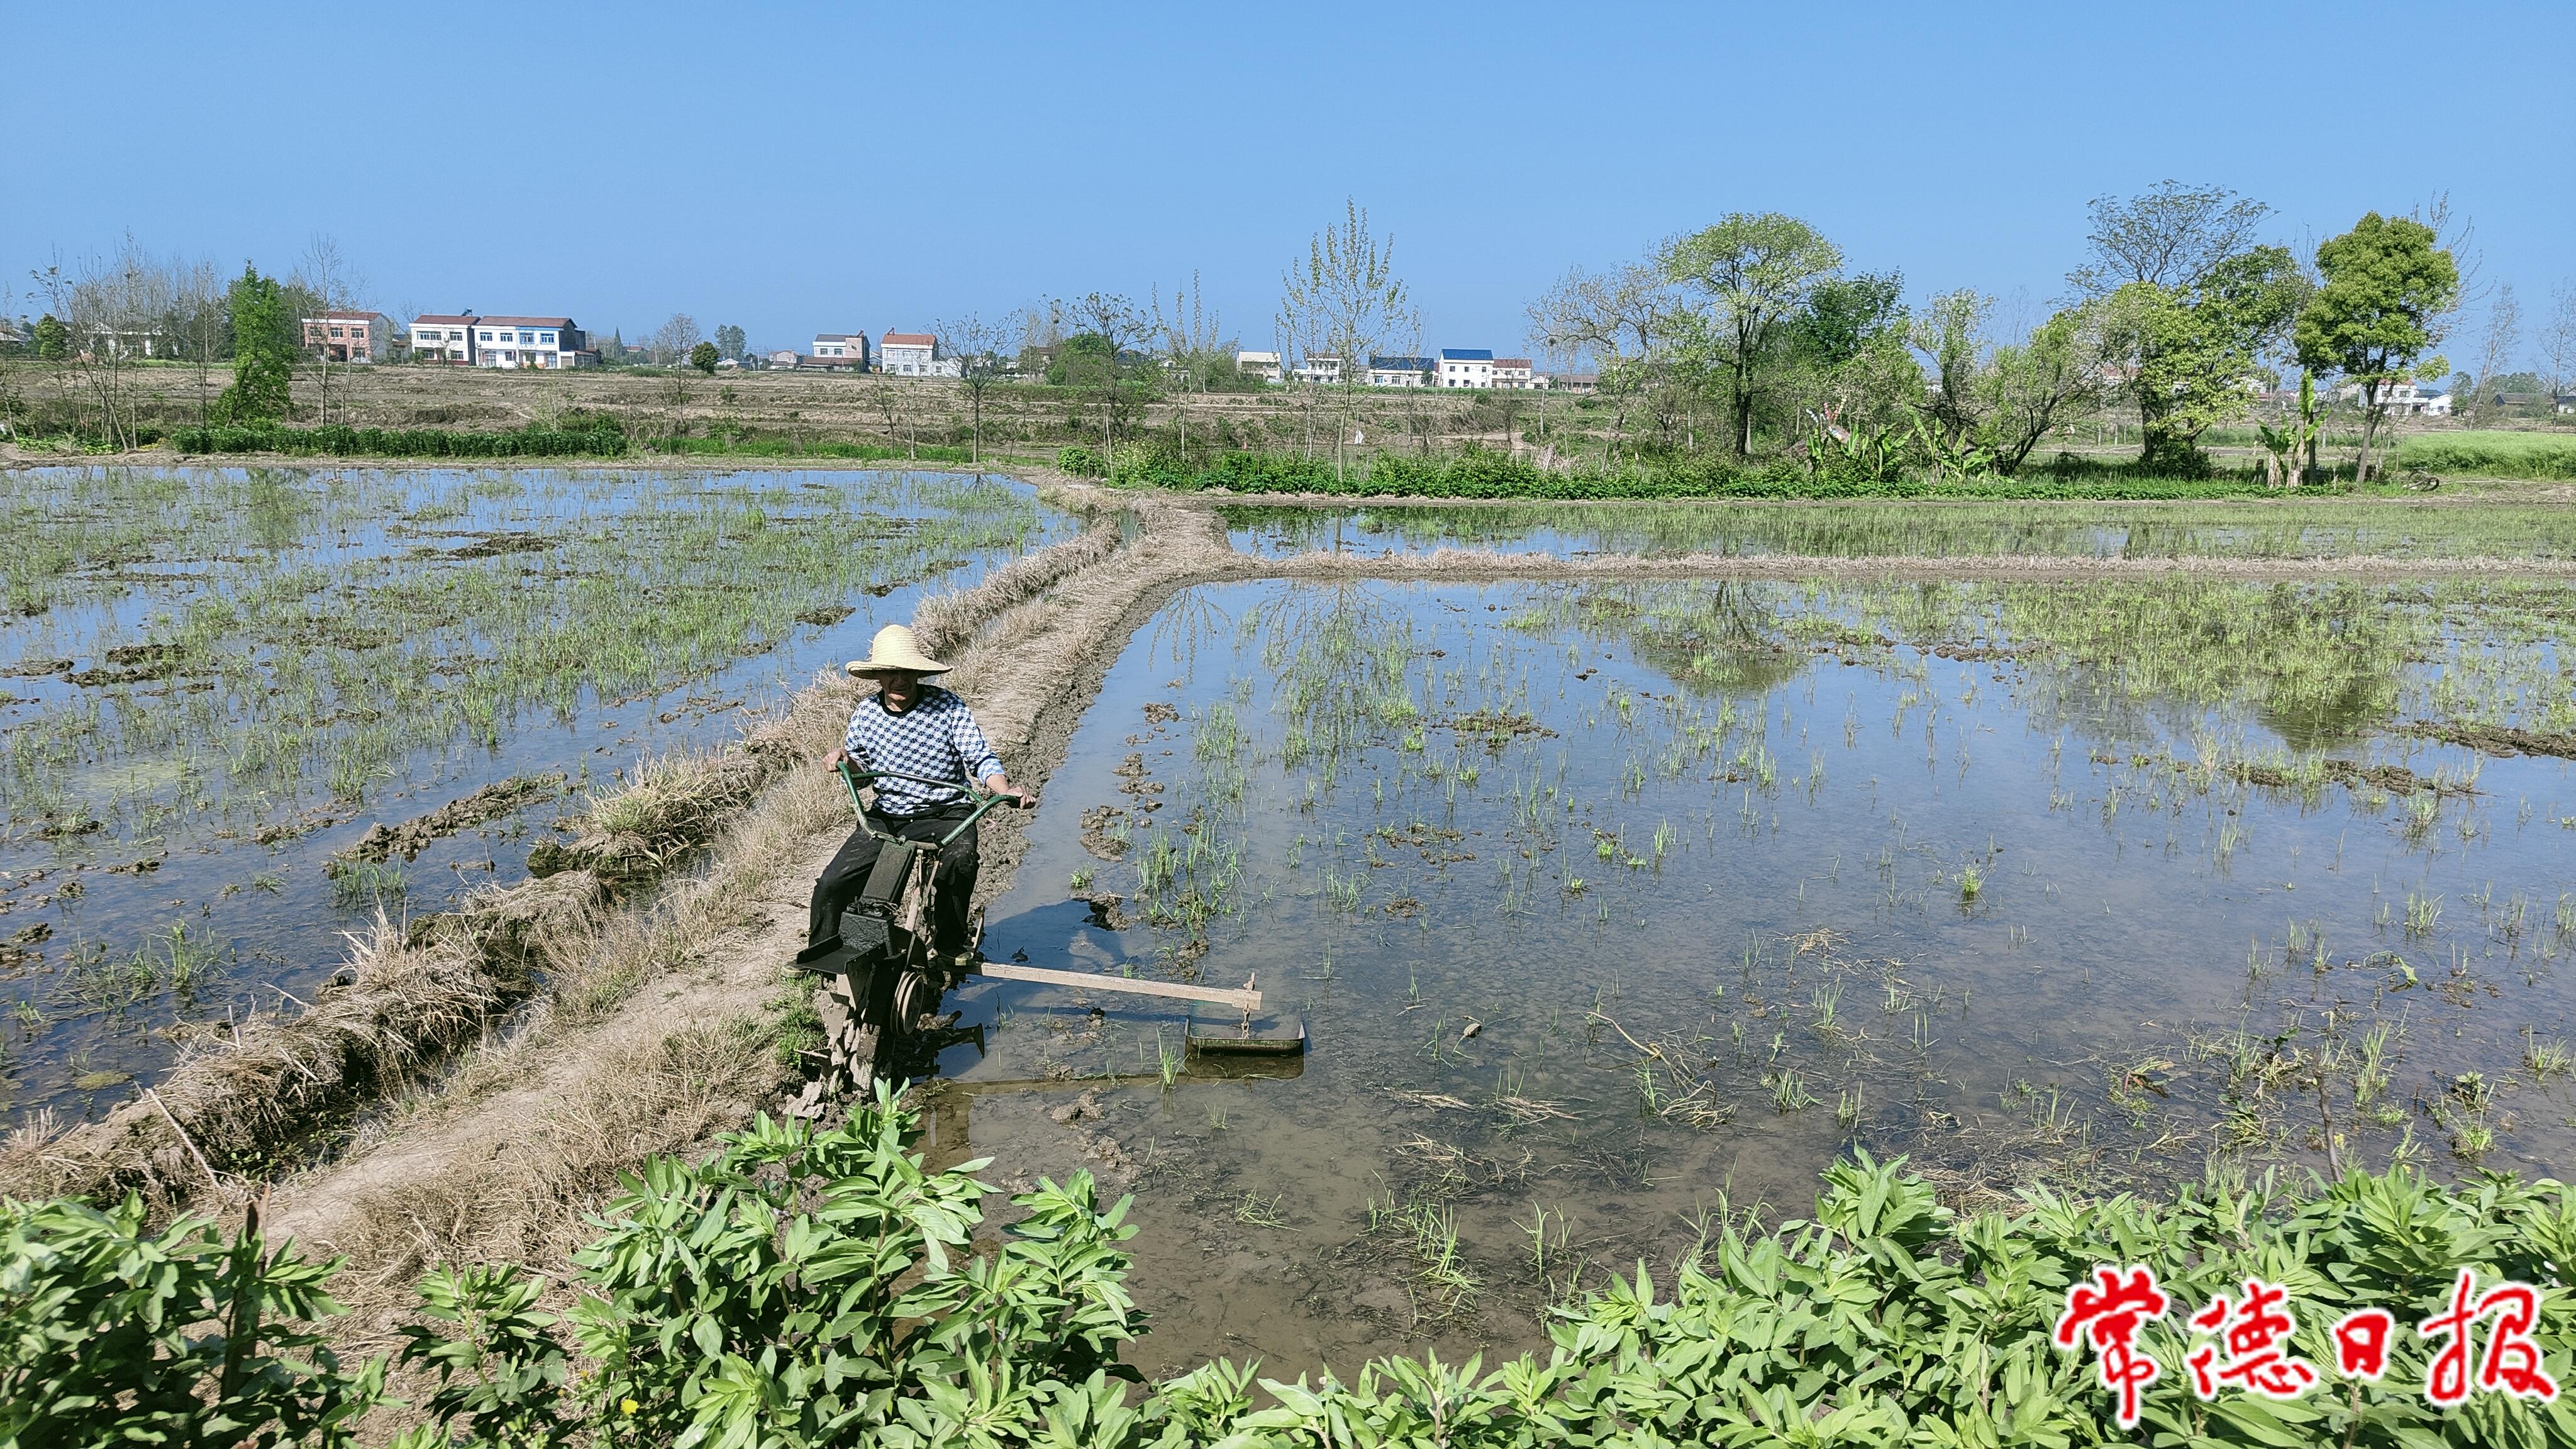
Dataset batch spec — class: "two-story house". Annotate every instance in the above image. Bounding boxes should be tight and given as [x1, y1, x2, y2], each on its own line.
[1235, 350, 1282, 383]
[409, 314, 479, 364]
[1367, 355, 1434, 387]
[1438, 348, 1495, 389]
[409, 314, 597, 368]
[1491, 358, 1536, 389]
[879, 331, 960, 377]
[810, 333, 870, 369]
[1291, 354, 1343, 386]
[302, 311, 392, 362]
[474, 317, 592, 369]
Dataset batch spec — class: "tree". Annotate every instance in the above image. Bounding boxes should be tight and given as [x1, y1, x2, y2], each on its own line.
[714, 323, 747, 362]
[647, 314, 702, 367]
[2543, 284, 2576, 401]
[934, 313, 1013, 463]
[1528, 261, 1675, 463]
[1658, 213, 1844, 457]
[1913, 292, 2105, 475]
[1053, 292, 1150, 465]
[289, 236, 365, 424]
[31, 313, 68, 361]
[2294, 211, 2460, 483]
[214, 264, 296, 426]
[2069, 180, 2274, 297]
[2463, 282, 2519, 421]
[687, 341, 719, 374]
[1151, 273, 1236, 462]
[2075, 182, 2305, 472]
[1279, 200, 1415, 480]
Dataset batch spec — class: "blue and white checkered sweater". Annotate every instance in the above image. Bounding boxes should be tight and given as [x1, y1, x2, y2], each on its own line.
[843, 686, 1004, 815]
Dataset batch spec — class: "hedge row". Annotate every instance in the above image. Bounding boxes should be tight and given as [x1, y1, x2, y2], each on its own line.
[170, 423, 630, 458]
[1098, 447, 2277, 501]
[2398, 431, 2576, 480]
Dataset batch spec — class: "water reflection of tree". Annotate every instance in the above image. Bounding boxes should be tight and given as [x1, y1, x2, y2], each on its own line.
[1565, 582, 1809, 696]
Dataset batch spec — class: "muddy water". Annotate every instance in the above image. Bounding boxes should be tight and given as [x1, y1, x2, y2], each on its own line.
[942, 575, 2576, 1379]
[1221, 499, 2576, 561]
[0, 465, 1065, 1123]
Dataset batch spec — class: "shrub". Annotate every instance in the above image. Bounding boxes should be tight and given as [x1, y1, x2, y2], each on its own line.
[1057, 444, 1106, 477]
[13, 1094, 2573, 1446]
[169, 422, 629, 458]
[0, 1197, 387, 1448]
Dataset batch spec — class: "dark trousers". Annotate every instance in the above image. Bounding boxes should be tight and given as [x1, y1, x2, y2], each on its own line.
[808, 808, 979, 957]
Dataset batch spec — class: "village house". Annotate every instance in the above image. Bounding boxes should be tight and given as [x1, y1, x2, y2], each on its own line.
[1291, 354, 1343, 386]
[1235, 349, 1282, 383]
[409, 314, 479, 364]
[1491, 357, 1536, 389]
[2333, 379, 2449, 416]
[301, 311, 392, 363]
[1367, 355, 1434, 387]
[473, 317, 593, 369]
[1438, 348, 1494, 388]
[879, 331, 960, 377]
[809, 333, 870, 369]
[408, 314, 597, 368]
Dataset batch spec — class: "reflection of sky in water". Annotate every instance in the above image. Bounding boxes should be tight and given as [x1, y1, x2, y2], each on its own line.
[957, 578, 2576, 1377]
[0, 465, 1069, 1123]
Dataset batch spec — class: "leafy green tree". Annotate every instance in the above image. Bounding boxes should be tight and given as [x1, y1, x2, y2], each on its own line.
[713, 323, 746, 361]
[1660, 213, 1844, 457]
[1279, 201, 1416, 480]
[687, 340, 719, 374]
[2097, 249, 2306, 473]
[213, 264, 295, 425]
[1914, 292, 2106, 475]
[2075, 182, 2306, 472]
[2294, 211, 2460, 482]
[31, 313, 69, 361]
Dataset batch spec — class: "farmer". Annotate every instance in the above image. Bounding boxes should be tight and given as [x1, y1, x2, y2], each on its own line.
[801, 624, 1031, 967]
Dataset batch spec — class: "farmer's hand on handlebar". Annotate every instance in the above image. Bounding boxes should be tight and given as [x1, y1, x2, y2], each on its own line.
[825, 748, 852, 772]
[985, 774, 1037, 809]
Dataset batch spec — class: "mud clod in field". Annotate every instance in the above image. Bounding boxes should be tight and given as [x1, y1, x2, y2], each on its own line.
[335, 772, 570, 867]
[2407, 719, 2576, 760]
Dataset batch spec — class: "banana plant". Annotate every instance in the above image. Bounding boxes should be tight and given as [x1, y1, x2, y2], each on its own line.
[2257, 370, 2326, 488]
[1907, 408, 1996, 484]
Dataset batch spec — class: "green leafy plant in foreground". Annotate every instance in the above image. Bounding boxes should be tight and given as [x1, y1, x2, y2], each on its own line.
[13, 1091, 2576, 1447]
[0, 1197, 385, 1449]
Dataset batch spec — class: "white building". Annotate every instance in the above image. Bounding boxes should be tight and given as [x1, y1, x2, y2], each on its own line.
[1291, 354, 1342, 386]
[812, 333, 869, 367]
[1492, 357, 1536, 389]
[1438, 348, 1494, 388]
[1366, 355, 1433, 387]
[2334, 379, 2448, 416]
[411, 314, 594, 369]
[409, 314, 479, 364]
[879, 331, 960, 377]
[1235, 349, 1281, 383]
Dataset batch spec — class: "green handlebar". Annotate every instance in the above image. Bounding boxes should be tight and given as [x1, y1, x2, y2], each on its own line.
[837, 763, 1017, 847]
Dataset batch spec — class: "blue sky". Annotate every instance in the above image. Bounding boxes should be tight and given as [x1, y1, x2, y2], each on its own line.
[9, 2, 2570, 362]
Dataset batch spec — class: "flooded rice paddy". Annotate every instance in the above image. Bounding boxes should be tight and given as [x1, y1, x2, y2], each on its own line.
[0, 465, 1060, 1122]
[952, 570, 2576, 1377]
[1221, 498, 2576, 561]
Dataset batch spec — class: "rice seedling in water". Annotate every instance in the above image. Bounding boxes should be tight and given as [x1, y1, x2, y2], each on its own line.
[2524, 1028, 2575, 1084]
[1956, 862, 1982, 901]
[1766, 1069, 1816, 1113]
[2404, 892, 2443, 939]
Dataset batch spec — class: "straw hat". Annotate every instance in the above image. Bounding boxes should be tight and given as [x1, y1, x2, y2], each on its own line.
[845, 624, 951, 677]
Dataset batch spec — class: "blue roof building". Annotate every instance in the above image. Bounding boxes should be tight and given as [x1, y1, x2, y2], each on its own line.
[1438, 348, 1497, 387]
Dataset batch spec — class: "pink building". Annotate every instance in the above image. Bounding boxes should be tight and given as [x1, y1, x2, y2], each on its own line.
[303, 311, 392, 363]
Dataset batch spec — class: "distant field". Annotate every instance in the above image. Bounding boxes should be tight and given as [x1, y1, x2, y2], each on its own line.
[2397, 430, 2576, 479]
